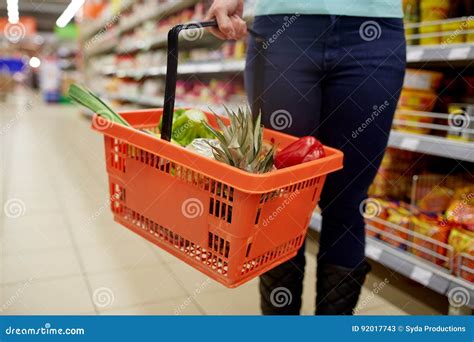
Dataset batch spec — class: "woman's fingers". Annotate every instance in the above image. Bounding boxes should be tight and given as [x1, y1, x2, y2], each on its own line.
[204, 1, 246, 40]
[213, 9, 236, 39]
[208, 26, 227, 40]
[231, 14, 247, 39]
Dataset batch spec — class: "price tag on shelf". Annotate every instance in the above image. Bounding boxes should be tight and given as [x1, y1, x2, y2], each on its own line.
[399, 137, 420, 151]
[410, 266, 432, 286]
[407, 48, 424, 62]
[447, 47, 471, 60]
[365, 244, 382, 261]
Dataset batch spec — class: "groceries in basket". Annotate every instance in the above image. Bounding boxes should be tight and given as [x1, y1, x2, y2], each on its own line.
[158, 108, 215, 147]
[201, 107, 276, 174]
[69, 84, 327, 175]
[274, 136, 326, 169]
[88, 102, 342, 288]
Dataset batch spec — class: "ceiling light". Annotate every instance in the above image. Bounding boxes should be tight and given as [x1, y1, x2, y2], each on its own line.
[7, 0, 19, 24]
[56, 0, 85, 28]
[29, 57, 41, 68]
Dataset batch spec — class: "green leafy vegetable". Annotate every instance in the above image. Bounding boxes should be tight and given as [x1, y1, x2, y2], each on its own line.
[68, 84, 130, 127]
[159, 108, 215, 146]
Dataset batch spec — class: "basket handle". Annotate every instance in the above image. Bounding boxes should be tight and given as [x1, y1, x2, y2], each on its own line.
[161, 20, 265, 141]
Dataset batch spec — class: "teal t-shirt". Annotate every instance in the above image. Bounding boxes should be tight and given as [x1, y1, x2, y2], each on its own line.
[253, 0, 403, 18]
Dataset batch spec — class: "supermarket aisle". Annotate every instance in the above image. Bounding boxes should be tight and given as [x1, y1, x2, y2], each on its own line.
[0, 91, 443, 315]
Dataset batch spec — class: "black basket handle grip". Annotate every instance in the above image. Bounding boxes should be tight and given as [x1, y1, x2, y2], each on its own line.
[161, 20, 264, 142]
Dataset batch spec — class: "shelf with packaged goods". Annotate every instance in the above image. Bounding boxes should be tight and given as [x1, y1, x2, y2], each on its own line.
[390, 109, 474, 161]
[116, 24, 217, 54]
[405, 17, 474, 64]
[99, 93, 245, 113]
[406, 43, 474, 64]
[81, 0, 133, 40]
[388, 131, 474, 162]
[309, 212, 474, 310]
[90, 88, 474, 161]
[118, 0, 200, 35]
[85, 37, 118, 57]
[116, 15, 253, 54]
[101, 59, 246, 78]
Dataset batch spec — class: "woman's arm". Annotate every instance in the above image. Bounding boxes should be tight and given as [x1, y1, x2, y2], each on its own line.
[204, 0, 247, 40]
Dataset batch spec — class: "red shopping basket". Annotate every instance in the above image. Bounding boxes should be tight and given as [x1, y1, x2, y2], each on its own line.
[92, 21, 343, 287]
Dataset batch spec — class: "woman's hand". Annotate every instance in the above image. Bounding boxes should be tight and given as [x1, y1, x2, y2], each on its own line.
[204, 0, 247, 40]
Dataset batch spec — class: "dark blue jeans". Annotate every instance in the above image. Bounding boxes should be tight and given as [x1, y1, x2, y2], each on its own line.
[245, 15, 406, 313]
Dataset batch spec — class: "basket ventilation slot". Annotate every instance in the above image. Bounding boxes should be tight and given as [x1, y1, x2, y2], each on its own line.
[259, 177, 320, 204]
[109, 139, 127, 172]
[241, 234, 304, 275]
[254, 177, 320, 226]
[109, 183, 125, 214]
[121, 206, 229, 276]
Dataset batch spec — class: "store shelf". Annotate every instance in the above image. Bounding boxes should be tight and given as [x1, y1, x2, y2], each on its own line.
[309, 213, 474, 309]
[96, 92, 245, 113]
[81, 0, 133, 40]
[86, 38, 117, 57]
[118, 0, 199, 34]
[116, 33, 167, 54]
[107, 94, 163, 107]
[388, 131, 474, 162]
[106, 59, 246, 78]
[406, 43, 474, 63]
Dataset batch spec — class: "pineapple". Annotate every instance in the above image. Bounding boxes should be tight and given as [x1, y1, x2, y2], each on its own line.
[203, 106, 276, 174]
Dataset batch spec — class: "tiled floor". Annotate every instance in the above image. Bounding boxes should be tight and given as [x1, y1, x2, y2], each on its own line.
[0, 91, 446, 315]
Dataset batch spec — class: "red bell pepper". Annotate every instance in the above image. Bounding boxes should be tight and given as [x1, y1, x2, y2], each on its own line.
[274, 136, 325, 169]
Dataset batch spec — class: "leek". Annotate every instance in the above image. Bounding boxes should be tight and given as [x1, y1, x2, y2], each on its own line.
[68, 84, 130, 127]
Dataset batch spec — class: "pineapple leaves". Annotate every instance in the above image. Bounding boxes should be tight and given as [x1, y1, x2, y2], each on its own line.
[203, 107, 275, 174]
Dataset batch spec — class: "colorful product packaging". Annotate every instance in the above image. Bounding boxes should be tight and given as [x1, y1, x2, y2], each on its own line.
[381, 204, 413, 250]
[448, 227, 474, 282]
[398, 89, 437, 111]
[403, 69, 444, 92]
[417, 185, 454, 214]
[447, 103, 474, 142]
[411, 214, 451, 266]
